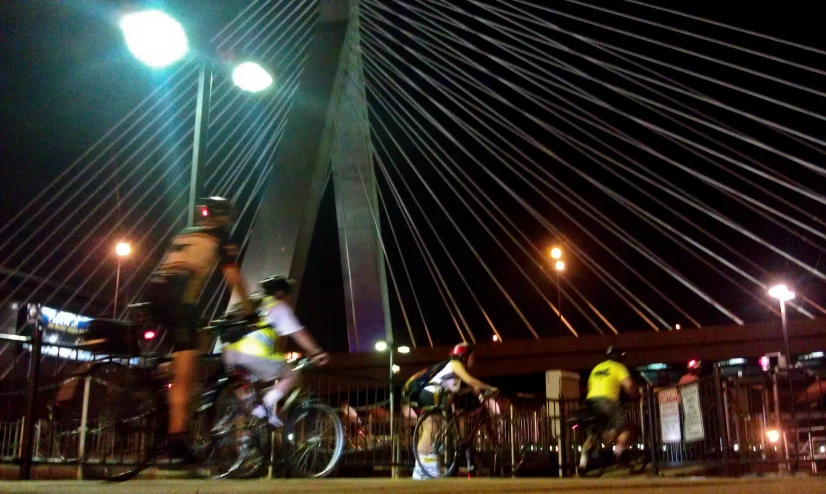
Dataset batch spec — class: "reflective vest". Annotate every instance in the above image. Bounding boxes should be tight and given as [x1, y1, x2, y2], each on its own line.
[224, 297, 285, 360]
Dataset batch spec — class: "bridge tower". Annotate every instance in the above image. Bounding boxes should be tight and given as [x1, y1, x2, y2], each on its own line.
[239, 0, 392, 353]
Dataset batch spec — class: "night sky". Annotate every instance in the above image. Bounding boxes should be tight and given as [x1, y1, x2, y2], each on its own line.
[1, 0, 825, 353]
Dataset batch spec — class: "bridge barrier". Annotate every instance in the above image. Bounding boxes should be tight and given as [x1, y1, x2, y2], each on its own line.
[3, 328, 826, 478]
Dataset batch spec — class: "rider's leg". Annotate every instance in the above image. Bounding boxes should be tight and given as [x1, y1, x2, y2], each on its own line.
[169, 349, 200, 434]
[615, 429, 632, 460]
[262, 364, 296, 413]
[580, 433, 597, 470]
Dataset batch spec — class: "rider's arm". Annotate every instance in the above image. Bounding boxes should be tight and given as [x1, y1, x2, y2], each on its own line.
[290, 329, 327, 363]
[221, 264, 252, 314]
[451, 361, 494, 393]
[621, 376, 639, 399]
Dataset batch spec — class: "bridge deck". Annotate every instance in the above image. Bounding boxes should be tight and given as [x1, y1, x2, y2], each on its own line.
[1, 477, 825, 494]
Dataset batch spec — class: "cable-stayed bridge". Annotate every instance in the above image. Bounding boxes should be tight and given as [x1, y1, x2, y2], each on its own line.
[1, 0, 825, 359]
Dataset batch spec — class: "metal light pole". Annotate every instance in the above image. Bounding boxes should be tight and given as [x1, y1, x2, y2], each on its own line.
[768, 283, 798, 470]
[376, 340, 406, 479]
[114, 242, 131, 318]
[551, 246, 564, 336]
[120, 10, 274, 227]
[188, 64, 213, 227]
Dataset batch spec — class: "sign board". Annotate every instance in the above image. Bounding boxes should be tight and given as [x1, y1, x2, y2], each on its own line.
[681, 383, 705, 442]
[657, 388, 682, 443]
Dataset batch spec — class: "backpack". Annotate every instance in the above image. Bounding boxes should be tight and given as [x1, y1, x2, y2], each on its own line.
[403, 360, 449, 400]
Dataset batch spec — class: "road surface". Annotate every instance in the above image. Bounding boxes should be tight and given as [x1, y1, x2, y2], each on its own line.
[1, 478, 825, 494]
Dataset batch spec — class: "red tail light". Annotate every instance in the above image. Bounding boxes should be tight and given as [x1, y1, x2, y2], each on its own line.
[143, 330, 157, 340]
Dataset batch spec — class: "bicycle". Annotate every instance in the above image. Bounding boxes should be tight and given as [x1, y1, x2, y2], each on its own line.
[567, 402, 650, 477]
[53, 315, 345, 481]
[412, 389, 525, 478]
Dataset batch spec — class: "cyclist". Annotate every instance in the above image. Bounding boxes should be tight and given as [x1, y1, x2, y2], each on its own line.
[222, 275, 329, 427]
[579, 345, 638, 472]
[145, 196, 254, 458]
[411, 342, 496, 479]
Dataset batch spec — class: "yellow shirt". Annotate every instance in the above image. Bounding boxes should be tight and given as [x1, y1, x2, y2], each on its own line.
[224, 297, 283, 360]
[586, 360, 630, 401]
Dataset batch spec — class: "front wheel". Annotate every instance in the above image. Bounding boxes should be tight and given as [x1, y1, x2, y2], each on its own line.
[413, 409, 460, 478]
[474, 416, 526, 477]
[283, 401, 344, 478]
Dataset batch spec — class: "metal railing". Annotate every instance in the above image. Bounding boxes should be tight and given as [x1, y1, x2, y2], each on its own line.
[4, 324, 826, 479]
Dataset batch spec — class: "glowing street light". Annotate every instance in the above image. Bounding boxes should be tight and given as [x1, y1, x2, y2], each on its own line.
[115, 242, 132, 258]
[232, 62, 274, 92]
[397, 345, 410, 354]
[375, 340, 388, 352]
[121, 10, 275, 227]
[554, 260, 565, 272]
[550, 247, 562, 259]
[768, 284, 795, 302]
[120, 10, 188, 68]
[492, 334, 500, 342]
[766, 429, 781, 444]
[113, 241, 132, 318]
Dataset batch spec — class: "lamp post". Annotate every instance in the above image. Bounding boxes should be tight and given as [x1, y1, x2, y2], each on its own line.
[114, 242, 132, 318]
[376, 340, 405, 478]
[768, 283, 798, 470]
[550, 247, 564, 336]
[768, 284, 795, 369]
[120, 10, 274, 226]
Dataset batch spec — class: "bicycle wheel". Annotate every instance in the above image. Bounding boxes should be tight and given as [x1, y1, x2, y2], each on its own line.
[57, 362, 161, 481]
[193, 379, 269, 479]
[627, 448, 651, 475]
[283, 401, 345, 478]
[413, 409, 459, 478]
[473, 415, 526, 477]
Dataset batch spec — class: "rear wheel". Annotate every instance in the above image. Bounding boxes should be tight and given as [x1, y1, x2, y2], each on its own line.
[283, 401, 345, 478]
[413, 409, 460, 478]
[57, 362, 161, 481]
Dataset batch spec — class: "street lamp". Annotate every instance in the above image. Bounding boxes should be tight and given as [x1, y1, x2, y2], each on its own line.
[121, 10, 274, 226]
[768, 284, 795, 368]
[114, 242, 132, 318]
[550, 246, 565, 335]
[120, 10, 188, 68]
[376, 340, 409, 477]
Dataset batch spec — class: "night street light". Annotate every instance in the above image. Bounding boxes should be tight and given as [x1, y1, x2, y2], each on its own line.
[397, 345, 410, 354]
[114, 241, 132, 318]
[768, 284, 795, 302]
[232, 62, 274, 92]
[120, 10, 188, 68]
[375, 341, 388, 352]
[554, 260, 565, 272]
[550, 247, 562, 259]
[121, 9, 275, 227]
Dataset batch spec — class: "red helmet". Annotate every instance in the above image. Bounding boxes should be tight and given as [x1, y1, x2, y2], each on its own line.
[450, 342, 473, 360]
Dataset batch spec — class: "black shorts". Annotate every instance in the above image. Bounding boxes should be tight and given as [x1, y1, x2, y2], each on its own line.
[587, 397, 628, 431]
[144, 273, 198, 351]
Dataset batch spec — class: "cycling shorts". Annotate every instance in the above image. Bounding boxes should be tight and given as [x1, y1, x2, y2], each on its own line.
[587, 397, 628, 432]
[144, 272, 198, 351]
[222, 350, 289, 382]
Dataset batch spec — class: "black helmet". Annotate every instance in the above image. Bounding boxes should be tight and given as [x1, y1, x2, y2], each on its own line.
[260, 275, 295, 295]
[606, 345, 626, 361]
[196, 196, 233, 220]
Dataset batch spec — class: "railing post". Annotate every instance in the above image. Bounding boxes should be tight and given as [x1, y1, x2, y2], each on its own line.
[76, 375, 91, 480]
[509, 403, 516, 477]
[713, 364, 731, 476]
[558, 396, 566, 478]
[646, 385, 659, 476]
[20, 319, 43, 480]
